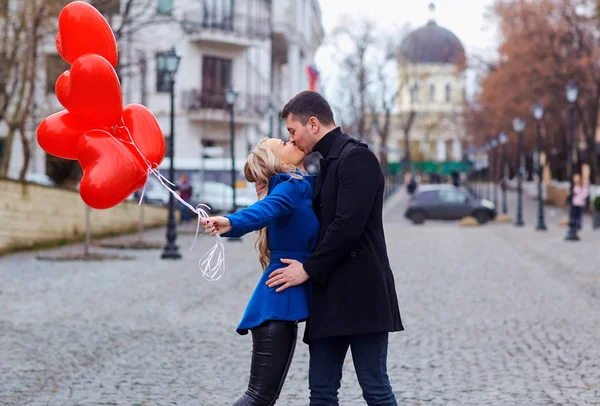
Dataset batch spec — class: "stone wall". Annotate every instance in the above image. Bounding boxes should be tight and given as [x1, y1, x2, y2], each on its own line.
[0, 178, 168, 254]
[546, 182, 570, 208]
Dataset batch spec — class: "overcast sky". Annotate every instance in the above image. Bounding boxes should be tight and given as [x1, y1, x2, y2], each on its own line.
[315, 0, 499, 100]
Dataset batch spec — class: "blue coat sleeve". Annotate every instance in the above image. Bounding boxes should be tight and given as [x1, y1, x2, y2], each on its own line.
[222, 178, 298, 238]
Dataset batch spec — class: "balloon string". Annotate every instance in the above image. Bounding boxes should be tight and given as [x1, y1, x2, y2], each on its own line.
[110, 123, 225, 282]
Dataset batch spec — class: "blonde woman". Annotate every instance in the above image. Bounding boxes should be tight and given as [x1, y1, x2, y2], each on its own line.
[201, 138, 318, 406]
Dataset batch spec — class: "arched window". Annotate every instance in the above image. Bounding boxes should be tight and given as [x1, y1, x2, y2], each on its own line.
[445, 83, 452, 102]
[429, 84, 435, 102]
[410, 83, 419, 103]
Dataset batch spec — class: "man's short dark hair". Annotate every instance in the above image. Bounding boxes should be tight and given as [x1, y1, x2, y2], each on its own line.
[281, 91, 335, 126]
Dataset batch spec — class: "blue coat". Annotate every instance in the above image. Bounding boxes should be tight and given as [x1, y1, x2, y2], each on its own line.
[223, 173, 319, 335]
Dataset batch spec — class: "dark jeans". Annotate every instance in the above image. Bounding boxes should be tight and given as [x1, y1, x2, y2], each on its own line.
[309, 332, 396, 406]
[179, 201, 191, 223]
[573, 205, 583, 229]
[234, 321, 298, 406]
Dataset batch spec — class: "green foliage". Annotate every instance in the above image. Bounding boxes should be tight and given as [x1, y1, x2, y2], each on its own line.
[594, 196, 600, 212]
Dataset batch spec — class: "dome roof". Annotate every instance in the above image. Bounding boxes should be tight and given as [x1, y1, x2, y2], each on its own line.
[400, 21, 466, 65]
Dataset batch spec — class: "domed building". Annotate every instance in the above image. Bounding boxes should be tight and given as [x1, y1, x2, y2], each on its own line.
[383, 3, 468, 175]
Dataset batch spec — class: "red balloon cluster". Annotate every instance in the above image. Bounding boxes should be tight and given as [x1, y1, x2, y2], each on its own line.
[37, 1, 166, 210]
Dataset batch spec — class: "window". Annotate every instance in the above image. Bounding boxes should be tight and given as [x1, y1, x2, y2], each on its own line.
[90, 0, 120, 16]
[201, 56, 233, 109]
[202, 0, 234, 30]
[410, 83, 419, 103]
[46, 54, 69, 94]
[429, 84, 435, 103]
[416, 191, 439, 204]
[164, 135, 172, 157]
[445, 83, 451, 102]
[438, 190, 468, 204]
[157, 0, 173, 15]
[155, 53, 172, 92]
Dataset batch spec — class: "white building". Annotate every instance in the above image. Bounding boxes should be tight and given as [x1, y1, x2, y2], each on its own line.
[384, 2, 467, 167]
[3, 0, 324, 185]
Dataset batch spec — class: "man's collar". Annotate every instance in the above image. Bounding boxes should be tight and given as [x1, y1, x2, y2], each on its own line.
[313, 127, 342, 158]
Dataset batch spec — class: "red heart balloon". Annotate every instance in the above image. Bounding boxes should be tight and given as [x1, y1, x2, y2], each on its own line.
[56, 54, 122, 127]
[37, 110, 100, 160]
[117, 104, 167, 169]
[56, 1, 118, 67]
[77, 130, 148, 210]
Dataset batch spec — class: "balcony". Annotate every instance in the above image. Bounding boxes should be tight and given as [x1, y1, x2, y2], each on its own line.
[182, 12, 271, 48]
[183, 89, 270, 125]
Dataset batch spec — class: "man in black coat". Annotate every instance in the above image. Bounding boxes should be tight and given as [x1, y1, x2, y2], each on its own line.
[267, 91, 403, 406]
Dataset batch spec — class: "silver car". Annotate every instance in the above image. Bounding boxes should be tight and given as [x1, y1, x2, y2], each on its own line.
[190, 181, 256, 214]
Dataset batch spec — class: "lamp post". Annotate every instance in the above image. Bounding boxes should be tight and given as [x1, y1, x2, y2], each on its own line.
[533, 102, 547, 231]
[491, 138, 498, 208]
[481, 144, 490, 200]
[513, 117, 525, 227]
[474, 148, 481, 197]
[480, 145, 486, 199]
[476, 148, 483, 198]
[485, 142, 492, 201]
[565, 80, 580, 241]
[225, 86, 241, 242]
[160, 47, 182, 260]
[499, 132, 508, 215]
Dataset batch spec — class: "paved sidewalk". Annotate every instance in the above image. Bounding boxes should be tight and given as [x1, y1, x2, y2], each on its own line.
[1, 192, 599, 405]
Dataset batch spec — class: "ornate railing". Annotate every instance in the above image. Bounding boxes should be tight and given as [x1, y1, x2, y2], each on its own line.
[183, 89, 270, 117]
[182, 12, 271, 41]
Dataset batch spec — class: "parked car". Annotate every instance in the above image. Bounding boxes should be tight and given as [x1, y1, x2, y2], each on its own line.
[190, 181, 256, 213]
[405, 185, 496, 225]
[141, 176, 171, 205]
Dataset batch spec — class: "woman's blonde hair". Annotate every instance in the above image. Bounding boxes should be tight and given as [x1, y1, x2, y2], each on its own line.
[244, 138, 302, 270]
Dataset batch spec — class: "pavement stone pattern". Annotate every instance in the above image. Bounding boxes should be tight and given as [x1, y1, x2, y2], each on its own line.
[1, 190, 599, 405]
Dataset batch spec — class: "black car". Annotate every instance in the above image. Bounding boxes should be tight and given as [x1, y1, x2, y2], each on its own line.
[404, 185, 496, 225]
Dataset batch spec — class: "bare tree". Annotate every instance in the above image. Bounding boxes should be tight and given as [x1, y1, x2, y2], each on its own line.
[0, 1, 65, 179]
[327, 18, 422, 175]
[330, 18, 377, 141]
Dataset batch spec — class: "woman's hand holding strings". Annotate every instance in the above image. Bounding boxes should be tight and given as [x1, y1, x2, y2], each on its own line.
[200, 216, 232, 236]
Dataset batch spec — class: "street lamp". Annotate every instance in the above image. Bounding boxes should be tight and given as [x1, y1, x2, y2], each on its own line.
[159, 46, 182, 260]
[490, 138, 499, 208]
[484, 143, 491, 200]
[565, 80, 580, 241]
[532, 102, 547, 231]
[499, 132, 509, 215]
[225, 86, 241, 242]
[513, 117, 525, 227]
[474, 148, 481, 197]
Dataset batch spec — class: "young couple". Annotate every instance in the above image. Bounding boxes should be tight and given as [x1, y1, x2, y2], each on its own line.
[201, 91, 403, 406]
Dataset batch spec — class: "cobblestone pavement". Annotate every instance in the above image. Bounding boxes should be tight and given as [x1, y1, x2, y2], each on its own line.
[1, 191, 599, 405]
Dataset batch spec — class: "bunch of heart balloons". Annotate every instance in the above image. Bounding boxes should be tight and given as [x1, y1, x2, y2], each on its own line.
[37, 1, 166, 210]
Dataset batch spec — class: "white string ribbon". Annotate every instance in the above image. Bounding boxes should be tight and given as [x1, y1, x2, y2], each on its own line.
[111, 123, 226, 282]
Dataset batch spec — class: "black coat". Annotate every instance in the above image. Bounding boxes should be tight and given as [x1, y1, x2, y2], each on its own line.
[303, 132, 403, 342]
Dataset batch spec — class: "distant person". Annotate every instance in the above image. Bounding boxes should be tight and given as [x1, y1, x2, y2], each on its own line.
[451, 171, 459, 187]
[407, 175, 418, 195]
[177, 175, 193, 223]
[572, 173, 589, 230]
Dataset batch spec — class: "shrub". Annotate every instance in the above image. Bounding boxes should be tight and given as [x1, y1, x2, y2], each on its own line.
[593, 196, 600, 212]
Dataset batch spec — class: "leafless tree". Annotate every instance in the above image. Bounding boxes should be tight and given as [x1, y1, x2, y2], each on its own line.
[327, 17, 420, 172]
[0, 1, 65, 179]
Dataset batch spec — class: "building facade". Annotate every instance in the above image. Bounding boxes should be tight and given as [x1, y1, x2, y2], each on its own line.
[384, 3, 467, 169]
[3, 0, 324, 185]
